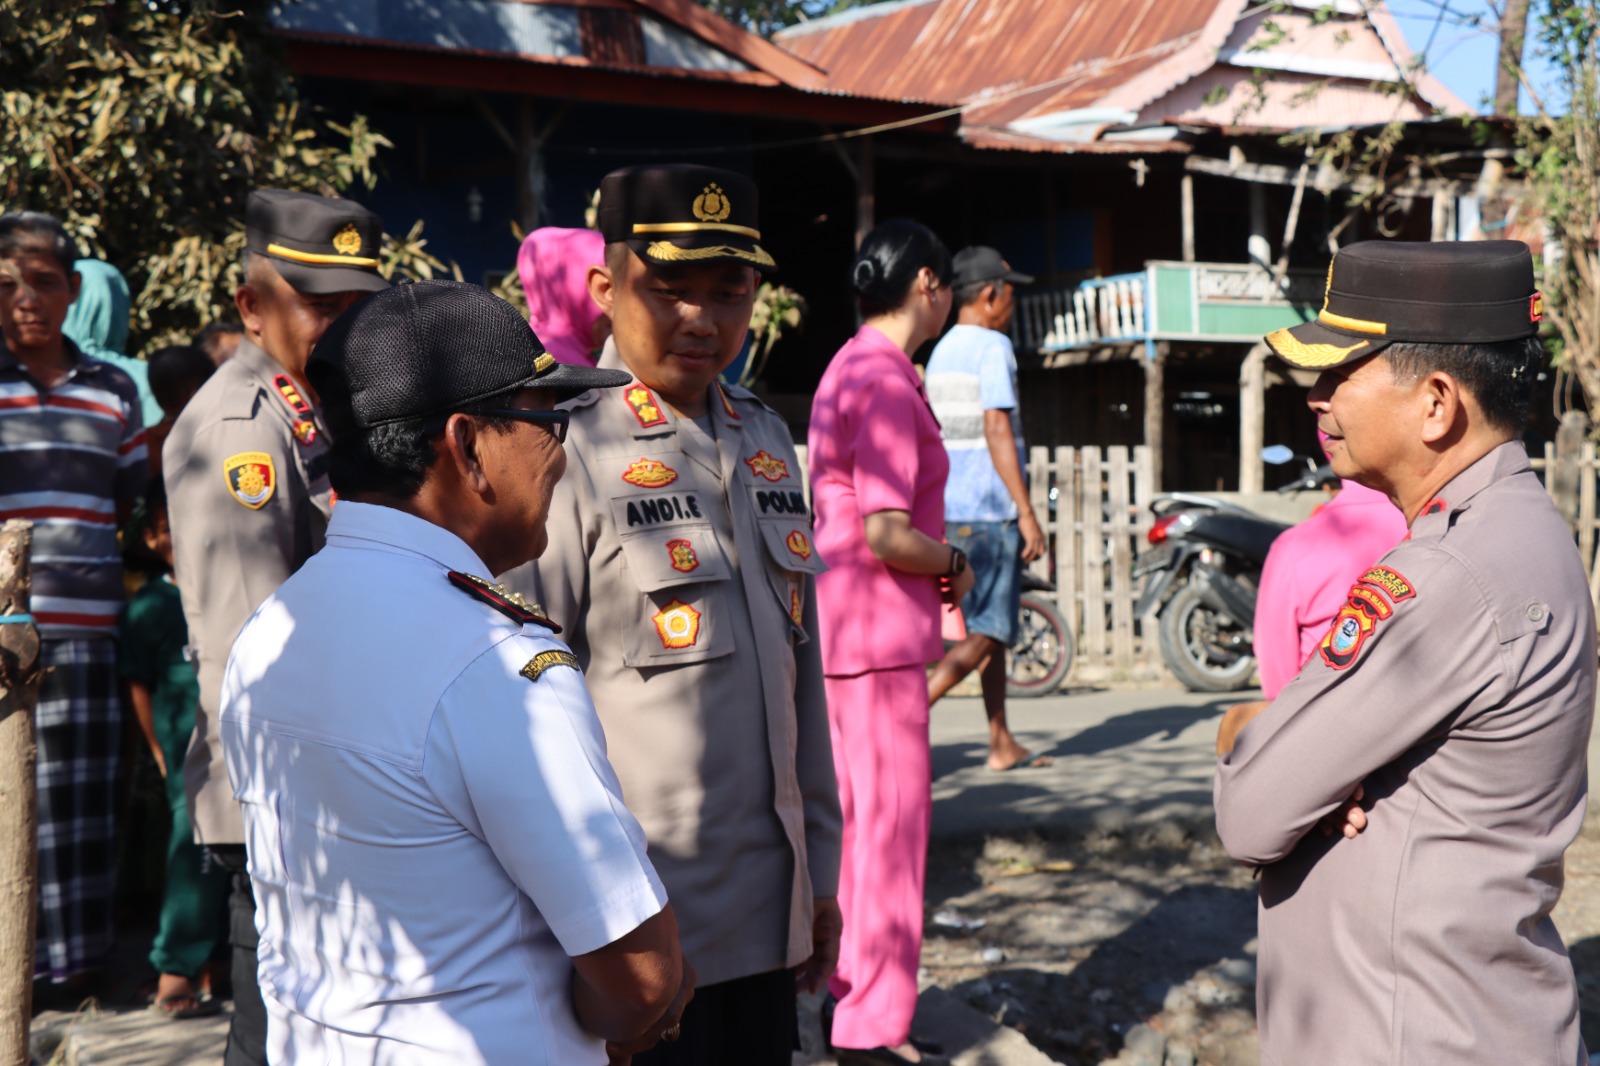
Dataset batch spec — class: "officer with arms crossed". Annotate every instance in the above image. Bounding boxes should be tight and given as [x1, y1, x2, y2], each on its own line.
[163, 189, 385, 1064]
[506, 164, 841, 1066]
[219, 280, 690, 1064]
[1214, 240, 1594, 1066]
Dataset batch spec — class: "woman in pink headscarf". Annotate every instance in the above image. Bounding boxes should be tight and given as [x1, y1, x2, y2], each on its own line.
[516, 227, 608, 366]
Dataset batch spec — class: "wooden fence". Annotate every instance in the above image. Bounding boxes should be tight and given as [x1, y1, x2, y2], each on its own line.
[1024, 445, 1157, 680]
[1539, 427, 1600, 608]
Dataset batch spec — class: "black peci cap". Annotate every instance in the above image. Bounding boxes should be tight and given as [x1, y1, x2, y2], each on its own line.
[598, 164, 776, 271]
[246, 189, 389, 295]
[952, 246, 1034, 288]
[1266, 240, 1543, 369]
[307, 280, 631, 429]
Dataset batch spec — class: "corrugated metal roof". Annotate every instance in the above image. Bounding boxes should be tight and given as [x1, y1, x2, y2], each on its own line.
[776, 0, 1223, 125]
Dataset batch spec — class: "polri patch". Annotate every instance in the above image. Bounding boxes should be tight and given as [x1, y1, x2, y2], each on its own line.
[622, 457, 678, 488]
[447, 571, 561, 632]
[520, 649, 579, 683]
[653, 599, 701, 649]
[293, 420, 319, 446]
[745, 450, 790, 482]
[223, 452, 276, 510]
[785, 529, 813, 560]
[625, 384, 667, 428]
[1357, 566, 1416, 602]
[667, 537, 699, 573]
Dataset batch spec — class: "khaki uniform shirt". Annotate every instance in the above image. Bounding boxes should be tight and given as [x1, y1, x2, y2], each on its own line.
[1215, 442, 1595, 1066]
[164, 339, 333, 844]
[503, 378, 841, 986]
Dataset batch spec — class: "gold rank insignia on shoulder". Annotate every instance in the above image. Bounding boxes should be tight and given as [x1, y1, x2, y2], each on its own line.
[223, 452, 276, 509]
[716, 383, 740, 421]
[745, 450, 789, 482]
[447, 571, 562, 632]
[625, 384, 668, 428]
[520, 649, 579, 684]
[622, 457, 678, 488]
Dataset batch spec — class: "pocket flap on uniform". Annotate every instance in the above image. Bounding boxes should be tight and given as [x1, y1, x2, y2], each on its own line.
[756, 518, 827, 575]
[618, 525, 730, 592]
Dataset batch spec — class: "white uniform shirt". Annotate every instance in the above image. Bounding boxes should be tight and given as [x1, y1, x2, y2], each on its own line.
[220, 502, 667, 1065]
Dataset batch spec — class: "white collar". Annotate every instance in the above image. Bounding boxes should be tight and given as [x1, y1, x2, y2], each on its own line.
[324, 501, 491, 577]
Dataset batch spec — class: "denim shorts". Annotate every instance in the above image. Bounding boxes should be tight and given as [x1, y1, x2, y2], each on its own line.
[947, 519, 1022, 646]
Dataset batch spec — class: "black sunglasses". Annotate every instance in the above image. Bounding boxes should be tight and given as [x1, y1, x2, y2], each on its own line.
[473, 408, 570, 444]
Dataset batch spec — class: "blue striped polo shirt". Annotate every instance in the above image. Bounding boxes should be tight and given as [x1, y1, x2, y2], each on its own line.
[0, 340, 149, 637]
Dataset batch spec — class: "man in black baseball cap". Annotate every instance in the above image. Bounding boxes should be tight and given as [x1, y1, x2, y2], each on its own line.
[220, 280, 694, 1064]
[162, 186, 396, 1066]
[1215, 240, 1594, 1066]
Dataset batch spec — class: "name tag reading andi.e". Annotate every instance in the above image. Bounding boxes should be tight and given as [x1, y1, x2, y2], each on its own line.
[611, 491, 707, 530]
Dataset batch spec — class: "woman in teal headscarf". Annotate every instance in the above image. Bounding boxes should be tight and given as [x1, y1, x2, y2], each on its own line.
[63, 259, 161, 428]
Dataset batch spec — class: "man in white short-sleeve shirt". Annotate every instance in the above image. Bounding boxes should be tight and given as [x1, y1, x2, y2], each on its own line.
[220, 281, 694, 1065]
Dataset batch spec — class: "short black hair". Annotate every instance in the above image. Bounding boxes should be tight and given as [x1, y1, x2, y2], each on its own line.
[849, 219, 952, 317]
[1383, 337, 1542, 435]
[123, 478, 170, 576]
[318, 368, 521, 500]
[146, 345, 215, 415]
[193, 320, 243, 358]
[954, 277, 1006, 310]
[0, 211, 80, 273]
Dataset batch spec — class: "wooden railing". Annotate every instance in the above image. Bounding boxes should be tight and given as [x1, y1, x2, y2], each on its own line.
[1012, 273, 1147, 354]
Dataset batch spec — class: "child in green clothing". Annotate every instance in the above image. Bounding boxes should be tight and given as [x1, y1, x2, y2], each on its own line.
[120, 479, 230, 1018]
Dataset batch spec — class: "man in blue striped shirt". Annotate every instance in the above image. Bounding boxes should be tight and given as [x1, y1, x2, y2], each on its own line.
[0, 211, 148, 987]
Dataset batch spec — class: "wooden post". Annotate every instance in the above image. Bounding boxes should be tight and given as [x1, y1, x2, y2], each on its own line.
[0, 520, 42, 1064]
[1553, 410, 1587, 529]
[1180, 173, 1196, 263]
[1107, 446, 1134, 676]
[1143, 343, 1166, 492]
[1029, 447, 1052, 584]
[1239, 343, 1269, 493]
[1055, 446, 1080, 643]
[1132, 446, 1155, 667]
[1580, 440, 1597, 571]
[1081, 449, 1107, 665]
[853, 139, 875, 253]
[1248, 183, 1270, 270]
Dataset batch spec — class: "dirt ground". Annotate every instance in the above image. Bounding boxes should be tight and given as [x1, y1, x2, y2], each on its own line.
[920, 814, 1600, 1066]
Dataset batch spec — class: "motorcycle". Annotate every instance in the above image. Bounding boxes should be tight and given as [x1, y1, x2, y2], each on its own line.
[1006, 570, 1074, 697]
[1132, 450, 1323, 692]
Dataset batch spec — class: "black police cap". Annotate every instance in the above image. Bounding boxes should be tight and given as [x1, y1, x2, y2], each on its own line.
[1267, 240, 1542, 369]
[246, 189, 388, 296]
[307, 280, 630, 430]
[598, 164, 776, 271]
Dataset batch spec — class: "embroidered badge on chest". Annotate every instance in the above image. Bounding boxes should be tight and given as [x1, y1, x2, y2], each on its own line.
[652, 599, 701, 649]
[622, 457, 678, 488]
[223, 452, 276, 509]
[520, 650, 579, 683]
[785, 529, 813, 560]
[667, 538, 699, 573]
[447, 571, 561, 632]
[745, 450, 790, 482]
[625, 384, 667, 428]
[1318, 565, 1416, 670]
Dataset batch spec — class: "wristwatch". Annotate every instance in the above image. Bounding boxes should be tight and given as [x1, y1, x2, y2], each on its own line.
[946, 547, 968, 578]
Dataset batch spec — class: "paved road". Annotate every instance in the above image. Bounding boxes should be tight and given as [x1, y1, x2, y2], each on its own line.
[929, 682, 1243, 840]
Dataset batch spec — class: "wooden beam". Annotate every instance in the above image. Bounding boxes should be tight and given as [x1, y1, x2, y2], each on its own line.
[1238, 343, 1269, 493]
[1180, 173, 1195, 263]
[854, 138, 875, 254]
[1143, 344, 1166, 492]
[1184, 153, 1466, 199]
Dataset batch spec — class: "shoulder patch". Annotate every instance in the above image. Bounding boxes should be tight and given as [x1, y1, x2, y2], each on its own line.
[624, 384, 668, 428]
[1357, 566, 1416, 602]
[223, 452, 276, 509]
[447, 571, 562, 633]
[520, 649, 579, 683]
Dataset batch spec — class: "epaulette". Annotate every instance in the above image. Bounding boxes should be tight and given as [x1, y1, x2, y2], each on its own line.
[447, 571, 561, 632]
[717, 380, 779, 418]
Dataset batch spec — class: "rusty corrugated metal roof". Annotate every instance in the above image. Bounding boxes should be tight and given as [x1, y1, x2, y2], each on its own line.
[776, 0, 1225, 126]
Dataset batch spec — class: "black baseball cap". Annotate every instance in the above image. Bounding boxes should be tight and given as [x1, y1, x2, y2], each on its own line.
[1266, 240, 1542, 369]
[952, 246, 1034, 288]
[598, 164, 776, 271]
[246, 189, 388, 296]
[307, 280, 631, 429]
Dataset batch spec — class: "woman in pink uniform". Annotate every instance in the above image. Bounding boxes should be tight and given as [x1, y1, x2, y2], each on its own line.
[808, 219, 971, 1066]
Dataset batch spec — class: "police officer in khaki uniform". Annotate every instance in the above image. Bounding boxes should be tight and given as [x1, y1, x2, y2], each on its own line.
[504, 164, 841, 1066]
[163, 189, 386, 1066]
[1213, 240, 1594, 1066]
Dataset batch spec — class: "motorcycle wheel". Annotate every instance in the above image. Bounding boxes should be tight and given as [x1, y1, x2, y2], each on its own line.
[1157, 582, 1257, 693]
[1007, 592, 1075, 698]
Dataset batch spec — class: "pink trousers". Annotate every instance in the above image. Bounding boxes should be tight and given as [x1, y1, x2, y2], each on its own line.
[824, 665, 932, 1050]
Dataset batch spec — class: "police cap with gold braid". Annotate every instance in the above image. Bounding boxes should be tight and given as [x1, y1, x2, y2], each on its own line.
[1265, 240, 1542, 370]
[599, 164, 777, 271]
[307, 280, 631, 429]
[246, 189, 389, 295]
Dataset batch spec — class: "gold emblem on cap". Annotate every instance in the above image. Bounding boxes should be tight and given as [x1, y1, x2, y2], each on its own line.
[332, 223, 363, 257]
[534, 353, 555, 373]
[646, 241, 776, 269]
[693, 184, 731, 223]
